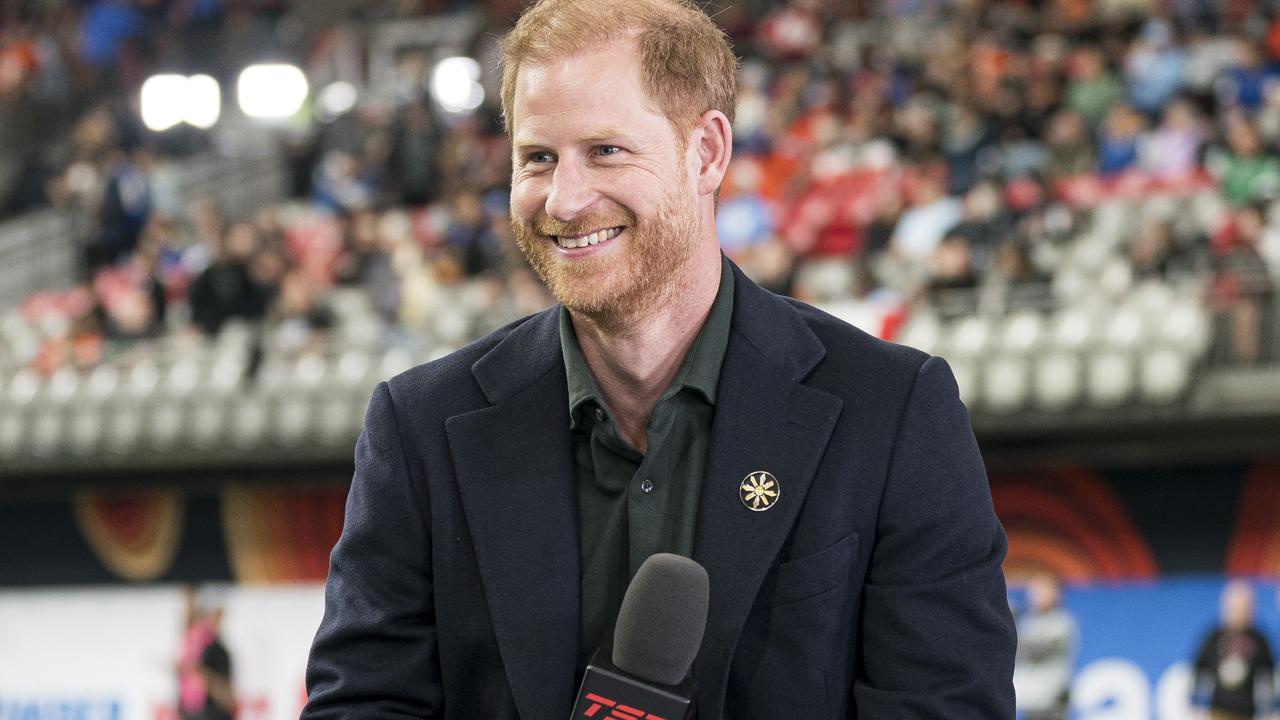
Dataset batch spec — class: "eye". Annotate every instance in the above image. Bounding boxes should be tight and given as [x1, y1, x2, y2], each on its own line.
[524, 150, 555, 165]
[594, 145, 623, 157]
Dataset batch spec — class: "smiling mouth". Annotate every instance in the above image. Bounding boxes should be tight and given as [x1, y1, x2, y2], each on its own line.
[553, 226, 624, 249]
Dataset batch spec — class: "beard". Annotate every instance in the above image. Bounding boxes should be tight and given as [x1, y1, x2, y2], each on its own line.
[511, 183, 701, 332]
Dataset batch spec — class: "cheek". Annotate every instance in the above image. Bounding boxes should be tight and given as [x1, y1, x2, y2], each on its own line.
[509, 179, 546, 219]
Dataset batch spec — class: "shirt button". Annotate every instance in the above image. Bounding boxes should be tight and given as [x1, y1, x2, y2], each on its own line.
[594, 407, 606, 423]
[640, 478, 654, 494]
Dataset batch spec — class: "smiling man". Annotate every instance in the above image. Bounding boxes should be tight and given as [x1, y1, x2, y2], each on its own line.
[302, 1, 1016, 718]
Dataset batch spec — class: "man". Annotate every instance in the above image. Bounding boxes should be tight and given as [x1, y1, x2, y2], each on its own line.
[1013, 574, 1078, 720]
[303, 0, 1015, 718]
[1192, 581, 1275, 720]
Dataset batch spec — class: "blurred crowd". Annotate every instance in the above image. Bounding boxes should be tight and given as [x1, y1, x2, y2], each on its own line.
[6, 0, 1280, 378]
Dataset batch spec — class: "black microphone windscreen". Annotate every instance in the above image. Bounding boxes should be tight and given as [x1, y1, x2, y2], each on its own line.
[611, 553, 709, 687]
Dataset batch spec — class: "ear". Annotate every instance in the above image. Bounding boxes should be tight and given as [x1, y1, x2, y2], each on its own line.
[690, 110, 733, 199]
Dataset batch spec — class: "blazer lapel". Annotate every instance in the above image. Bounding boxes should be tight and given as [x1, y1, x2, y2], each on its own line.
[693, 267, 843, 718]
[447, 310, 579, 720]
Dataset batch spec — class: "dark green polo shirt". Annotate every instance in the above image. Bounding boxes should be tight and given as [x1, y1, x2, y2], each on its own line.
[561, 256, 734, 670]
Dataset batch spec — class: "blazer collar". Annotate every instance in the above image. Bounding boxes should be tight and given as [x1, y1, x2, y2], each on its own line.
[469, 307, 564, 405]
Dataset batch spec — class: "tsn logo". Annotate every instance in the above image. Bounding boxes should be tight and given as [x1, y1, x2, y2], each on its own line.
[578, 693, 669, 720]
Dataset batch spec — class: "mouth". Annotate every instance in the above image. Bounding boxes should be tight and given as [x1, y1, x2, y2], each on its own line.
[551, 226, 624, 250]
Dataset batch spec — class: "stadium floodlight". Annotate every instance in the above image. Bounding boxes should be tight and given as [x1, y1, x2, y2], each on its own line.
[237, 63, 309, 120]
[141, 74, 221, 131]
[141, 74, 189, 131]
[316, 80, 358, 122]
[185, 74, 221, 129]
[430, 56, 485, 114]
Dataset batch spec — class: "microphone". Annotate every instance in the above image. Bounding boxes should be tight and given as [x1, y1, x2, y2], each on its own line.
[570, 553, 709, 720]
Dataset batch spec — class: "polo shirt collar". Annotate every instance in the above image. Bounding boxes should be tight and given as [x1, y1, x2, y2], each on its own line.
[560, 254, 734, 430]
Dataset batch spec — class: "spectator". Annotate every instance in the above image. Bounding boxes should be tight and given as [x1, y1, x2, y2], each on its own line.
[925, 232, 979, 318]
[1192, 581, 1276, 720]
[1142, 98, 1206, 180]
[189, 223, 268, 335]
[1131, 219, 1188, 280]
[177, 588, 224, 720]
[993, 240, 1053, 311]
[891, 170, 963, 266]
[1214, 116, 1280, 206]
[1218, 40, 1279, 113]
[390, 101, 441, 206]
[1066, 47, 1124, 126]
[196, 638, 235, 720]
[267, 270, 334, 354]
[444, 190, 504, 278]
[1212, 204, 1276, 365]
[89, 144, 152, 272]
[1125, 19, 1187, 115]
[1097, 103, 1147, 176]
[1013, 574, 1078, 720]
[1045, 110, 1097, 181]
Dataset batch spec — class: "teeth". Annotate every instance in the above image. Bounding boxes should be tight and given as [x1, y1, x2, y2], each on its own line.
[556, 227, 622, 249]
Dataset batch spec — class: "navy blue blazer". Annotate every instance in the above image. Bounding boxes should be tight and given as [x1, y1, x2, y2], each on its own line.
[303, 262, 1016, 719]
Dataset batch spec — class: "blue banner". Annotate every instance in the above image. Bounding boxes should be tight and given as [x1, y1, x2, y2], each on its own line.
[1012, 578, 1280, 720]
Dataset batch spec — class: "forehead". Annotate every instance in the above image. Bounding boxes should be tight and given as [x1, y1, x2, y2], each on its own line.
[511, 41, 671, 143]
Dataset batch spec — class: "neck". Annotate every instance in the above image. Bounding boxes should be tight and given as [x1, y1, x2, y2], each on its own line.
[570, 245, 722, 451]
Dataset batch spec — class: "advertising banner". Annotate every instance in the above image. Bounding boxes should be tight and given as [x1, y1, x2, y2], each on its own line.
[1, 578, 1277, 720]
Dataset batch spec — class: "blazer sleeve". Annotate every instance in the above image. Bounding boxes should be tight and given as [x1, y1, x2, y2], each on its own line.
[303, 381, 444, 718]
[852, 356, 1017, 718]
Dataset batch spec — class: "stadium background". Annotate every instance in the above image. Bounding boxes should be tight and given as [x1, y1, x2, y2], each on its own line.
[1, 0, 1279, 718]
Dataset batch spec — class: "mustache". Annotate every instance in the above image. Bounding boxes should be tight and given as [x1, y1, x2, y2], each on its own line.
[529, 209, 636, 238]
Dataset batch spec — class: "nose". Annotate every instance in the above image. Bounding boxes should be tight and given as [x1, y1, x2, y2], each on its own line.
[545, 161, 597, 222]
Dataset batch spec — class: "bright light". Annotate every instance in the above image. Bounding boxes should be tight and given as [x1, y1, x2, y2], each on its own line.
[185, 74, 221, 129]
[430, 56, 484, 113]
[140, 74, 189, 131]
[238, 63, 309, 119]
[316, 81, 358, 122]
[140, 73, 221, 131]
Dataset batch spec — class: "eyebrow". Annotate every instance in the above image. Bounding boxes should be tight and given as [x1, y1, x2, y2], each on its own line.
[513, 130, 635, 151]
